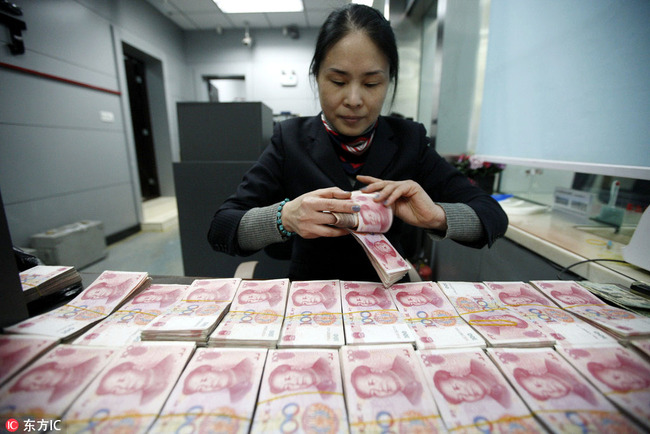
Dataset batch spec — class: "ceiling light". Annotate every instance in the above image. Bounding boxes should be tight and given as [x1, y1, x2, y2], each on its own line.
[352, 0, 374, 6]
[213, 0, 304, 14]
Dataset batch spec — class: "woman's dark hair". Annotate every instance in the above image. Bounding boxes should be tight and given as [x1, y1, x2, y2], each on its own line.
[310, 4, 399, 102]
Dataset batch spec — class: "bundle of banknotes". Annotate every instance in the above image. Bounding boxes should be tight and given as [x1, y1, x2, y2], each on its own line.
[531, 280, 650, 338]
[333, 191, 411, 287]
[209, 279, 290, 347]
[152, 347, 267, 433]
[483, 281, 618, 347]
[19, 265, 82, 303]
[0, 335, 59, 386]
[340, 281, 416, 346]
[389, 281, 486, 350]
[252, 348, 349, 432]
[5, 270, 150, 340]
[438, 281, 556, 347]
[279, 280, 345, 348]
[141, 278, 240, 343]
[0, 344, 116, 427]
[73, 283, 189, 347]
[487, 346, 645, 432]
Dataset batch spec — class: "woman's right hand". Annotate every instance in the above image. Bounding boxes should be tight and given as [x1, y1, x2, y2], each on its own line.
[280, 187, 360, 239]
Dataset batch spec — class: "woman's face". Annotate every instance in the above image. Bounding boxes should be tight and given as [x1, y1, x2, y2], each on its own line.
[316, 31, 389, 136]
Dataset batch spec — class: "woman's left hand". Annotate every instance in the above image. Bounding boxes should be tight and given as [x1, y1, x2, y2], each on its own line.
[356, 175, 448, 231]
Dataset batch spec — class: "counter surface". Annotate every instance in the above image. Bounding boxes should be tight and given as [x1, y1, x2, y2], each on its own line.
[504, 207, 649, 286]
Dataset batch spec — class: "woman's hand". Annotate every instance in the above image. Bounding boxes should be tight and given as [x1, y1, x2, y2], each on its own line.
[356, 175, 448, 231]
[281, 187, 360, 239]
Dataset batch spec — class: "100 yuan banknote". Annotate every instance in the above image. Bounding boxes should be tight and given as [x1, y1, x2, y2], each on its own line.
[279, 280, 344, 348]
[556, 344, 650, 430]
[484, 281, 616, 347]
[141, 278, 240, 341]
[418, 348, 545, 433]
[340, 343, 445, 433]
[0, 345, 115, 425]
[389, 282, 485, 350]
[210, 279, 290, 347]
[151, 347, 267, 434]
[63, 342, 195, 433]
[341, 281, 415, 345]
[251, 348, 348, 433]
[487, 347, 643, 433]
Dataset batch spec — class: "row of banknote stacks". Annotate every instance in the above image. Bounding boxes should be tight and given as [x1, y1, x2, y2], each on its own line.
[2, 271, 650, 432]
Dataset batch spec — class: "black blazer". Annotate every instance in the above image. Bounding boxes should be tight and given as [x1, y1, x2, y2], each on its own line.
[208, 115, 508, 281]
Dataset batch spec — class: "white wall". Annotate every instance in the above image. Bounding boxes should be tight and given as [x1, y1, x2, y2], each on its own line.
[0, 0, 192, 246]
[184, 28, 322, 117]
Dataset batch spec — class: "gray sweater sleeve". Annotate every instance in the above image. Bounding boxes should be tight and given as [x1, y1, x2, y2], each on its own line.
[427, 202, 485, 242]
[238, 201, 485, 251]
[237, 203, 285, 251]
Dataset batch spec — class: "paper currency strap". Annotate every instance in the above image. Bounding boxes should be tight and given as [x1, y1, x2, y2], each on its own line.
[6, 276, 650, 432]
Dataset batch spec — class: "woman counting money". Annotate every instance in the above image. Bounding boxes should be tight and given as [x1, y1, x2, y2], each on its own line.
[208, 4, 507, 282]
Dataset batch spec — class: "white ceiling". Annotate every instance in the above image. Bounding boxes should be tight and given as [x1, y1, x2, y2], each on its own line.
[145, 0, 388, 31]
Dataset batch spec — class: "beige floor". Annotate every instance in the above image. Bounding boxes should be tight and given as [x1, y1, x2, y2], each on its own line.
[80, 197, 184, 276]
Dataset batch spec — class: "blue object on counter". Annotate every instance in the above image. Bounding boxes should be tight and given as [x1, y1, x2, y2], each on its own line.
[491, 194, 513, 202]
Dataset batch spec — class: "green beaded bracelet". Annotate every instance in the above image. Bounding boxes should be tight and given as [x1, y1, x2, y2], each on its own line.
[277, 198, 295, 238]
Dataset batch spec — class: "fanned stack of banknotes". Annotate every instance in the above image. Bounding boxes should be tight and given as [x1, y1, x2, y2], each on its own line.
[3, 270, 650, 433]
[332, 190, 412, 286]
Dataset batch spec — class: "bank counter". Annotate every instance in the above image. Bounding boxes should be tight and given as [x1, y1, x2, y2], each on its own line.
[1, 262, 650, 433]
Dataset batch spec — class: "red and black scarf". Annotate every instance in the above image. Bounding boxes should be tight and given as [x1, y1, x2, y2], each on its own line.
[321, 113, 377, 176]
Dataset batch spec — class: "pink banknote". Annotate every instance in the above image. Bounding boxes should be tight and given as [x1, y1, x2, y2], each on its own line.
[63, 342, 194, 433]
[437, 281, 554, 347]
[151, 347, 267, 434]
[279, 280, 345, 348]
[210, 279, 290, 347]
[484, 281, 617, 347]
[629, 338, 650, 358]
[141, 278, 240, 341]
[20, 265, 77, 302]
[352, 233, 410, 276]
[5, 271, 149, 338]
[488, 347, 643, 433]
[341, 281, 415, 345]
[0, 345, 115, 424]
[351, 190, 393, 233]
[74, 283, 188, 346]
[389, 282, 485, 350]
[531, 280, 650, 337]
[556, 344, 650, 429]
[251, 349, 348, 433]
[340, 343, 445, 433]
[418, 348, 545, 433]
[0, 335, 59, 385]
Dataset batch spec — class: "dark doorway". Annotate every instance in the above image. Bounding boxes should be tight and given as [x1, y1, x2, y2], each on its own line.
[124, 53, 160, 201]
